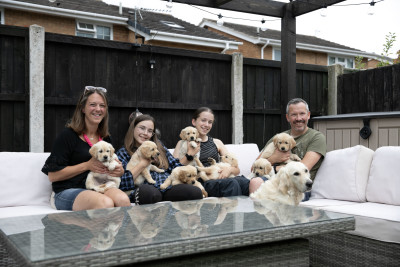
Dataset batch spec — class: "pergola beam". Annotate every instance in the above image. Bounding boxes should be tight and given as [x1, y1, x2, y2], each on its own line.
[292, 0, 346, 16]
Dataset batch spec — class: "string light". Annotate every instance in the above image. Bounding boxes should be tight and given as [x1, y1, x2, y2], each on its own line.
[367, 1, 376, 15]
[320, 5, 328, 17]
[260, 19, 268, 31]
[166, 0, 173, 9]
[217, 14, 224, 26]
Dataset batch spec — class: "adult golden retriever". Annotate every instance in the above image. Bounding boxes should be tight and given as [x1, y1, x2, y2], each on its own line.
[126, 141, 164, 186]
[85, 141, 121, 193]
[250, 161, 313, 206]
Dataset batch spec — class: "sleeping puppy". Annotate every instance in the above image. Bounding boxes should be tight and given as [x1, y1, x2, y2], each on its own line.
[196, 153, 238, 181]
[126, 141, 165, 186]
[178, 126, 204, 167]
[160, 165, 208, 197]
[260, 133, 301, 164]
[247, 158, 274, 180]
[86, 141, 121, 193]
[250, 161, 313, 206]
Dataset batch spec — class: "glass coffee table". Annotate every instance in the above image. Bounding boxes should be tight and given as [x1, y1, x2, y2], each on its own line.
[0, 196, 354, 266]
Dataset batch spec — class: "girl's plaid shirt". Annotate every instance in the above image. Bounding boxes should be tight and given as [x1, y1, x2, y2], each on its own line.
[116, 144, 182, 193]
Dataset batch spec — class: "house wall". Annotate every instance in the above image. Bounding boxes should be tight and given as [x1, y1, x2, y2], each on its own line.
[5, 9, 75, 35]
[4, 8, 131, 42]
[206, 26, 328, 66]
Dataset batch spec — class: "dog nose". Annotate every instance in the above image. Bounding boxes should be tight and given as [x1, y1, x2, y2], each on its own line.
[190, 136, 195, 140]
[104, 155, 108, 160]
[306, 181, 313, 189]
[255, 172, 260, 176]
[191, 181, 195, 184]
[156, 152, 160, 156]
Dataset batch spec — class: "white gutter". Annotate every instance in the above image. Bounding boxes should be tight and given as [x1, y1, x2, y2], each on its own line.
[0, 0, 128, 25]
[128, 26, 242, 50]
[260, 39, 270, 59]
[221, 42, 230, 54]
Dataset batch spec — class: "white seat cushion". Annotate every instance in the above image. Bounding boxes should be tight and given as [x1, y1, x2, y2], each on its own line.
[366, 146, 400, 205]
[225, 143, 259, 177]
[311, 145, 374, 202]
[0, 152, 52, 208]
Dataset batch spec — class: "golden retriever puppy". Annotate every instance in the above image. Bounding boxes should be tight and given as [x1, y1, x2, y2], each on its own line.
[127, 203, 169, 239]
[172, 201, 208, 238]
[86, 141, 121, 193]
[160, 165, 208, 197]
[196, 153, 238, 181]
[247, 158, 274, 180]
[260, 133, 301, 163]
[250, 161, 313, 206]
[126, 141, 165, 186]
[178, 126, 204, 167]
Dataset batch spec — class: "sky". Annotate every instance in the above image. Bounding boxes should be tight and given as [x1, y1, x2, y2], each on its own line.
[104, 0, 400, 58]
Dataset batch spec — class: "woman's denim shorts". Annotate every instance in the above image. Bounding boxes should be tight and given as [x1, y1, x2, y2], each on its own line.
[54, 188, 87, 210]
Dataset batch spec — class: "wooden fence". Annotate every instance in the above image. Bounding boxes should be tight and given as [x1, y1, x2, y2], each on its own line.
[1, 25, 329, 152]
[338, 64, 400, 113]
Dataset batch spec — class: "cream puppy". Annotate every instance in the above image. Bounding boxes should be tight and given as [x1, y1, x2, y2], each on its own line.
[178, 126, 204, 167]
[86, 141, 121, 193]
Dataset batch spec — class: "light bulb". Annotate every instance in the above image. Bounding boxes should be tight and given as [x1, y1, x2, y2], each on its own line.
[166, 0, 173, 9]
[320, 7, 328, 17]
[48, 0, 56, 3]
[217, 14, 224, 27]
[367, 1, 375, 15]
[260, 19, 268, 32]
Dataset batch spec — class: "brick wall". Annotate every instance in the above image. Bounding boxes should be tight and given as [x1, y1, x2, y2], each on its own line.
[5, 9, 75, 35]
[296, 50, 327, 65]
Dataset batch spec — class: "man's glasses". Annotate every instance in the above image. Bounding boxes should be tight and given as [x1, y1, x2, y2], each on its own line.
[85, 86, 107, 93]
[137, 125, 155, 137]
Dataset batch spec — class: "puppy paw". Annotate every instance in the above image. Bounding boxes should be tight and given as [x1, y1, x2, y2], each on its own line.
[160, 183, 167, 190]
[148, 179, 156, 184]
[190, 141, 197, 148]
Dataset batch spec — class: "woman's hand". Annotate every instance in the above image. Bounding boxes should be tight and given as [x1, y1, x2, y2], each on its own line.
[87, 157, 108, 174]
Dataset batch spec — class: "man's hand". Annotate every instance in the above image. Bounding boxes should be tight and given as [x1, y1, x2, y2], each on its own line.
[268, 149, 291, 165]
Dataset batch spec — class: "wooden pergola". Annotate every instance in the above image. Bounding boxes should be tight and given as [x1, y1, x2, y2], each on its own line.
[162, 0, 346, 126]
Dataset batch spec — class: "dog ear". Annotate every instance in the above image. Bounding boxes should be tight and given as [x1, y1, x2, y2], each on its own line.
[265, 164, 272, 175]
[179, 129, 186, 140]
[290, 137, 296, 149]
[277, 168, 290, 193]
[110, 145, 115, 155]
[273, 134, 279, 148]
[89, 144, 98, 157]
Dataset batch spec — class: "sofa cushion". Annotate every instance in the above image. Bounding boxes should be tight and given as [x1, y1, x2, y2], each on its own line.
[0, 152, 52, 208]
[311, 145, 374, 202]
[225, 143, 259, 177]
[366, 146, 400, 205]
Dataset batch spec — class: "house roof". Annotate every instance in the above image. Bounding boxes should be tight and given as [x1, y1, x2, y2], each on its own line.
[2, 0, 241, 50]
[200, 19, 387, 61]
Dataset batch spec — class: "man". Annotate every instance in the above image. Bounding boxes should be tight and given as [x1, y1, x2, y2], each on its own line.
[249, 98, 326, 200]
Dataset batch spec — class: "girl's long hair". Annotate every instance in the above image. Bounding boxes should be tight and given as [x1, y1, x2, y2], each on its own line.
[124, 114, 168, 169]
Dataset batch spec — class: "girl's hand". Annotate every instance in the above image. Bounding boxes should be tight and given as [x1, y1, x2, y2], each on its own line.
[108, 163, 124, 177]
[218, 166, 232, 179]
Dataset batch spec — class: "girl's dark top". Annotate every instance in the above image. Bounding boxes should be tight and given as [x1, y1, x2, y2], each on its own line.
[41, 128, 112, 194]
[199, 136, 220, 167]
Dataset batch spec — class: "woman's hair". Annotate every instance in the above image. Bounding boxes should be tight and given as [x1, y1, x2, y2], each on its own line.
[67, 89, 110, 138]
[124, 114, 169, 169]
[192, 107, 214, 120]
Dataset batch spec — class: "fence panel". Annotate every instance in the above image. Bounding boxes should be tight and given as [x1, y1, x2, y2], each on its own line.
[243, 59, 328, 150]
[0, 26, 29, 152]
[338, 64, 400, 114]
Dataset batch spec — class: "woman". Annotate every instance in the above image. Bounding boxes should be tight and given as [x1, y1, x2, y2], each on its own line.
[174, 107, 250, 197]
[41, 86, 131, 211]
[116, 114, 203, 205]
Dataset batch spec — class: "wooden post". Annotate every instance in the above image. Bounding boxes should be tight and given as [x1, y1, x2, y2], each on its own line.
[281, 3, 296, 130]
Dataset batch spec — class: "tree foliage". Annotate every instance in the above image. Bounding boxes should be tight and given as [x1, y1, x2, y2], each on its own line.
[377, 32, 396, 67]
